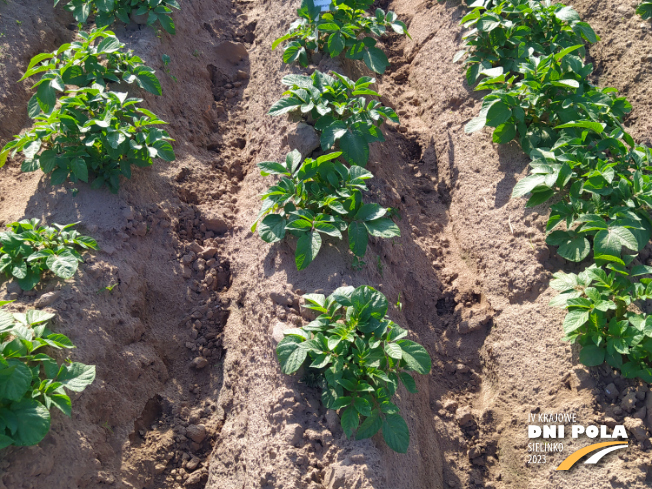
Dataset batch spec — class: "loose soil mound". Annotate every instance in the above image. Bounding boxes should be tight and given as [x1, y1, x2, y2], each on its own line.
[0, 0, 651, 488]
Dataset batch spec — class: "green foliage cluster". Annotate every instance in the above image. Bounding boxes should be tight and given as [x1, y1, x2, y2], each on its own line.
[253, 150, 400, 270]
[550, 265, 652, 380]
[265, 0, 427, 454]
[277, 286, 431, 453]
[0, 304, 96, 448]
[0, 219, 97, 291]
[56, 0, 180, 34]
[2, 85, 174, 193]
[456, 0, 597, 87]
[0, 28, 175, 193]
[0, 0, 183, 451]
[272, 0, 409, 74]
[638, 2, 652, 19]
[268, 71, 398, 167]
[19, 27, 162, 118]
[458, 0, 652, 381]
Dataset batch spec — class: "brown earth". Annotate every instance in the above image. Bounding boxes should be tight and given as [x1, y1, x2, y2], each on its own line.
[0, 0, 652, 488]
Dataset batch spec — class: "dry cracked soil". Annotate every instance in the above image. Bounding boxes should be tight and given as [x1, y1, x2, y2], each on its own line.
[1, 0, 652, 488]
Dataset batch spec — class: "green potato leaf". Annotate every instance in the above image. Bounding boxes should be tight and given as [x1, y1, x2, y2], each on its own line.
[382, 413, 410, 453]
[563, 310, 590, 335]
[10, 399, 50, 446]
[397, 340, 431, 374]
[258, 214, 287, 243]
[399, 372, 418, 393]
[348, 221, 369, 257]
[0, 360, 33, 401]
[295, 231, 322, 270]
[341, 405, 360, 438]
[364, 219, 400, 238]
[355, 409, 382, 440]
[46, 251, 79, 280]
[56, 363, 96, 392]
[579, 344, 606, 367]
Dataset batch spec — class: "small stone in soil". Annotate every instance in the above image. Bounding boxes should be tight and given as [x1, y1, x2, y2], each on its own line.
[444, 400, 459, 412]
[186, 424, 207, 444]
[605, 383, 619, 401]
[186, 457, 200, 471]
[185, 471, 203, 486]
[191, 357, 208, 369]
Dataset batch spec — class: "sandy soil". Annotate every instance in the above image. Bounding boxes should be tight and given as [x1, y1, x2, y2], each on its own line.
[0, 0, 651, 488]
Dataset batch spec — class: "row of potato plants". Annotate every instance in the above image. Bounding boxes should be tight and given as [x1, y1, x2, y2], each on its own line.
[0, 219, 98, 447]
[0, 1, 180, 447]
[267, 0, 431, 454]
[456, 0, 652, 381]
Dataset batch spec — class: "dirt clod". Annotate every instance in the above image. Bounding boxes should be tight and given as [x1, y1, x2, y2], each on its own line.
[186, 457, 200, 471]
[186, 424, 207, 444]
[625, 417, 649, 442]
[287, 122, 321, 158]
[191, 357, 208, 370]
[456, 407, 474, 427]
[284, 423, 304, 446]
[621, 392, 638, 412]
[605, 382, 620, 400]
[34, 291, 61, 308]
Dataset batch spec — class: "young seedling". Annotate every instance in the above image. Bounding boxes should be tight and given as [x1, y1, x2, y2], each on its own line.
[351, 256, 366, 271]
[276, 285, 431, 453]
[98, 282, 118, 294]
[162, 54, 178, 83]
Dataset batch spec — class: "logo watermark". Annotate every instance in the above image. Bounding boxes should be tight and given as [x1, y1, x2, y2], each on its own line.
[526, 411, 628, 470]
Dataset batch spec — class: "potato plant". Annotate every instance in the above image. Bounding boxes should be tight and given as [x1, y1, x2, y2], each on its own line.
[272, 0, 409, 74]
[1, 85, 175, 193]
[638, 2, 652, 19]
[458, 0, 652, 381]
[455, 0, 598, 86]
[0, 219, 97, 291]
[56, 0, 180, 34]
[268, 71, 398, 166]
[0, 304, 96, 447]
[465, 45, 632, 153]
[549, 265, 652, 381]
[20, 27, 161, 117]
[276, 285, 431, 453]
[252, 150, 400, 269]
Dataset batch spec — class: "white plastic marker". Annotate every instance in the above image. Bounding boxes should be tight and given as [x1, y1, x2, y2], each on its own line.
[313, 0, 331, 12]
